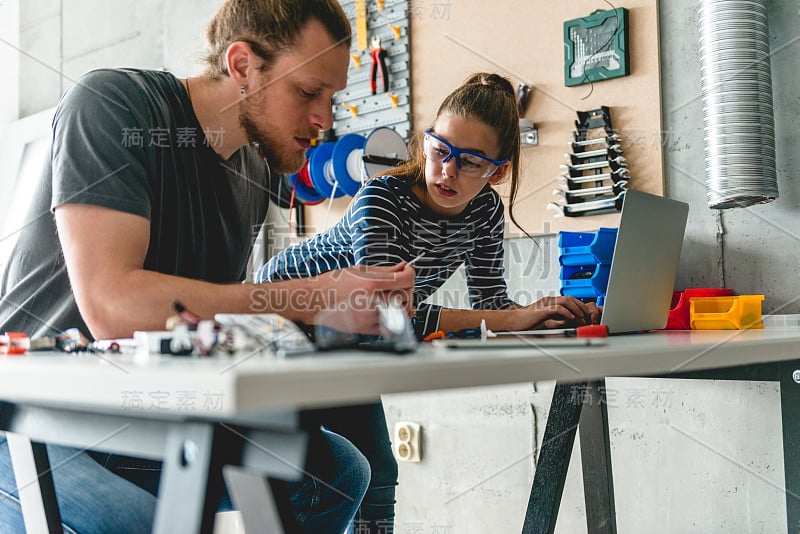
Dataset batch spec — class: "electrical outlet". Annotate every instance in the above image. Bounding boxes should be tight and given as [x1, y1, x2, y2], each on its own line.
[394, 421, 422, 462]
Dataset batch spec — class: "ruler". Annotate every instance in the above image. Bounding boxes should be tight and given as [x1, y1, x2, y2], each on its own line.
[355, 0, 368, 51]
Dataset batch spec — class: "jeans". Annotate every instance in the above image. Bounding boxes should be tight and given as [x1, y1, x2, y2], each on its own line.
[0, 426, 369, 534]
[304, 403, 398, 534]
[0, 438, 155, 534]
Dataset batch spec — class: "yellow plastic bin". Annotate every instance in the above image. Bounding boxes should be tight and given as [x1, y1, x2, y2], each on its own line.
[689, 295, 765, 330]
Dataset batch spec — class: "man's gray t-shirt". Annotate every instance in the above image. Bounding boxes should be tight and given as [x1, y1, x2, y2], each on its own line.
[0, 68, 271, 339]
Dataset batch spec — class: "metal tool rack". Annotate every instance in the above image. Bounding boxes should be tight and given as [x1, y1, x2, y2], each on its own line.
[334, 0, 412, 140]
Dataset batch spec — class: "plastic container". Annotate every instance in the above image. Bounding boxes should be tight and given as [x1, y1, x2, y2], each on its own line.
[689, 294, 765, 330]
[665, 288, 734, 330]
[558, 228, 618, 266]
[561, 286, 606, 300]
[559, 264, 611, 299]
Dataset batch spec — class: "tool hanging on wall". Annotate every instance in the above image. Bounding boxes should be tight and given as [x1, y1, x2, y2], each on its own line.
[549, 106, 631, 217]
[563, 7, 630, 87]
[516, 83, 538, 147]
[290, 154, 326, 206]
[290, 129, 405, 206]
[369, 35, 389, 94]
[333, 0, 411, 140]
[516, 83, 532, 115]
[332, 134, 368, 196]
[361, 127, 409, 181]
[292, 3, 410, 235]
[354, 0, 368, 51]
[299, 130, 408, 228]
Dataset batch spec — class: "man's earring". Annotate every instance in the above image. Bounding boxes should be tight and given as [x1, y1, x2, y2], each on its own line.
[240, 85, 246, 95]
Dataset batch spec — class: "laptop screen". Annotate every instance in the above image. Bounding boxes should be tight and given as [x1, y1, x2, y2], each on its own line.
[600, 190, 689, 334]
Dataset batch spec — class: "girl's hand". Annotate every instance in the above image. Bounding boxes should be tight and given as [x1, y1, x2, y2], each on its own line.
[512, 296, 601, 331]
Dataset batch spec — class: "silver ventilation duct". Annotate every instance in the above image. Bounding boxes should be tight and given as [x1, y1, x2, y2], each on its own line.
[698, 0, 778, 208]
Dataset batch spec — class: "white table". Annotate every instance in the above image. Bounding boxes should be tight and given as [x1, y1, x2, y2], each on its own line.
[1, 328, 798, 533]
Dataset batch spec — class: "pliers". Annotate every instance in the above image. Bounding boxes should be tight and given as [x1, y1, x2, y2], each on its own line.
[369, 35, 389, 95]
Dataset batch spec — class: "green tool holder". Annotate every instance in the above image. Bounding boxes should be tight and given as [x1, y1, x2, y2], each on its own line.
[564, 8, 629, 87]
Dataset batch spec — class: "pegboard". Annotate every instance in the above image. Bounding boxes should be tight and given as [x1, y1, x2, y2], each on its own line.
[307, 1, 662, 237]
[407, 0, 663, 236]
[334, 0, 412, 140]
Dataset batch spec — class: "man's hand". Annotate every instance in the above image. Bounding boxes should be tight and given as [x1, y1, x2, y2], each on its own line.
[312, 263, 415, 335]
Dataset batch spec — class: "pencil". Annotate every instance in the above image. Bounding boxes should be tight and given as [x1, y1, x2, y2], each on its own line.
[407, 252, 426, 267]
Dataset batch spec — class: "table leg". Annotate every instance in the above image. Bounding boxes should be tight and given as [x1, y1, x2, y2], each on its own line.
[522, 380, 617, 534]
[780, 361, 800, 533]
[6, 432, 63, 533]
[152, 422, 242, 534]
[522, 381, 585, 534]
[578, 381, 617, 533]
[223, 465, 284, 533]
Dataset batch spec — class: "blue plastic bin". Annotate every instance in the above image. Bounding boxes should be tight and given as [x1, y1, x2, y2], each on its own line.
[559, 264, 611, 299]
[561, 287, 606, 299]
[558, 228, 618, 266]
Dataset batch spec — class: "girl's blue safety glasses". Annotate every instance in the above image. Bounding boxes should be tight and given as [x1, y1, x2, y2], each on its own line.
[423, 129, 508, 179]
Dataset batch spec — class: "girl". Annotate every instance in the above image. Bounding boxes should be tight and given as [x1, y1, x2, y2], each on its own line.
[257, 73, 599, 533]
[259, 72, 599, 335]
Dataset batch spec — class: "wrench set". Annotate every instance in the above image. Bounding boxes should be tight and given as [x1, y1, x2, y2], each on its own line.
[549, 106, 630, 217]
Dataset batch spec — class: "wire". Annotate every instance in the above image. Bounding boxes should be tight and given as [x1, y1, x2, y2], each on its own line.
[582, 82, 594, 101]
[322, 181, 338, 230]
[578, 0, 622, 100]
[288, 183, 297, 236]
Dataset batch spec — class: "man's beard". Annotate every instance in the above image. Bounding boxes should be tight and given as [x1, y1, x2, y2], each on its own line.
[239, 107, 306, 174]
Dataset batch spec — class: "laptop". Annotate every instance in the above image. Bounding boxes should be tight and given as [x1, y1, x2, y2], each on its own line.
[433, 190, 689, 349]
[600, 189, 689, 334]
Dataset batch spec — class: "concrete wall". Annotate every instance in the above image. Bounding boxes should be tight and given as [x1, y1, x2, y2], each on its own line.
[12, 0, 219, 117]
[663, 0, 800, 310]
[384, 377, 786, 533]
[1, 1, 797, 532]
[0, 1, 20, 124]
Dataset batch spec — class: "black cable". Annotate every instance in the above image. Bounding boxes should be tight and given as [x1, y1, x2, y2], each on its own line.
[579, 0, 622, 100]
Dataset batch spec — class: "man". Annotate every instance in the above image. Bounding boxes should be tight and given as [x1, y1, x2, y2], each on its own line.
[0, 0, 413, 532]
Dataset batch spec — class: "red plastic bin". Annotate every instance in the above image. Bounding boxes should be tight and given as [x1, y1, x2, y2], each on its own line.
[664, 288, 734, 330]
